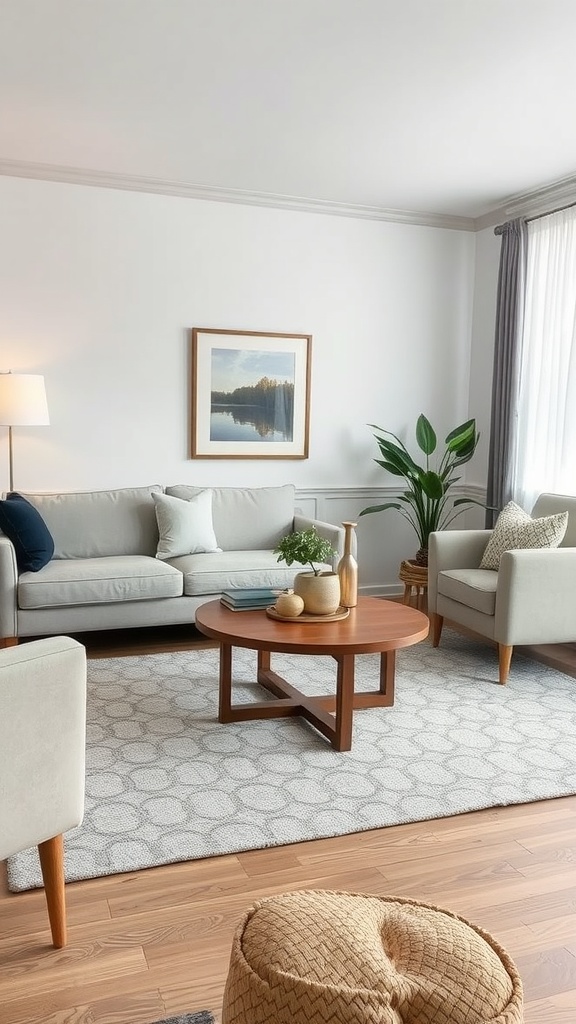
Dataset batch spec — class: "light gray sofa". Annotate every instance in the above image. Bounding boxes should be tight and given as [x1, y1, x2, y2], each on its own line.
[0, 483, 344, 644]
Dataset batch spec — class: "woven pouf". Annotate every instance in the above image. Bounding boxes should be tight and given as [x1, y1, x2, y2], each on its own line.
[222, 889, 523, 1024]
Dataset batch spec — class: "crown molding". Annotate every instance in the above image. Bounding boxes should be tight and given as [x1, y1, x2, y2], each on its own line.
[5, 156, 573, 234]
[474, 205, 512, 232]
[0, 158, 476, 231]
[474, 172, 576, 231]
[504, 172, 576, 219]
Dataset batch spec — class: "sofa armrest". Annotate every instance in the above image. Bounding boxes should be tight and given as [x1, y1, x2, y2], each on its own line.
[428, 529, 492, 614]
[0, 635, 86, 858]
[495, 547, 576, 644]
[293, 514, 346, 568]
[0, 536, 19, 639]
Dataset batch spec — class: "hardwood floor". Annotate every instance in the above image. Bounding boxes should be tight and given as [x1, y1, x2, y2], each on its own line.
[1, 623, 576, 1024]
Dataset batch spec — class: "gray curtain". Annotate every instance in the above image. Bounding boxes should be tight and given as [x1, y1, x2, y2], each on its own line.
[485, 218, 528, 526]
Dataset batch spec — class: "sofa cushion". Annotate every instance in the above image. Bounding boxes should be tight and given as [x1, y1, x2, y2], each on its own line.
[480, 500, 568, 570]
[166, 484, 295, 551]
[437, 569, 499, 616]
[19, 486, 162, 559]
[154, 491, 221, 559]
[531, 492, 576, 547]
[169, 549, 300, 596]
[17, 555, 183, 609]
[0, 493, 54, 572]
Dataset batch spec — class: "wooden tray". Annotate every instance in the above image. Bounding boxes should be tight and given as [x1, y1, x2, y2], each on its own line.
[266, 605, 350, 623]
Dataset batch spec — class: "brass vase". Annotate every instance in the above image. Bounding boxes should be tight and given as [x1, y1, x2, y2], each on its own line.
[338, 521, 358, 608]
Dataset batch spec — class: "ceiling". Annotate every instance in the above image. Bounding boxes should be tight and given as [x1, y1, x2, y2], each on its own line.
[1, 0, 576, 226]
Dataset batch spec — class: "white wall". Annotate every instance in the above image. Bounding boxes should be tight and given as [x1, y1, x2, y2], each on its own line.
[0, 175, 484, 591]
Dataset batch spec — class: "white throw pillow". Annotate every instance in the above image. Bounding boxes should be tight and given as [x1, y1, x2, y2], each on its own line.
[479, 500, 568, 570]
[153, 490, 221, 559]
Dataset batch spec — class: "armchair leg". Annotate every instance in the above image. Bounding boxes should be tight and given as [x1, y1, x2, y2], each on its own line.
[38, 834, 67, 948]
[498, 644, 514, 685]
[431, 613, 444, 647]
[0, 637, 18, 648]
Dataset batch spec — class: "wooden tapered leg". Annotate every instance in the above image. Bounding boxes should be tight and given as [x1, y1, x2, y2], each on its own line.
[431, 613, 444, 647]
[498, 644, 513, 685]
[38, 834, 67, 948]
[0, 637, 18, 648]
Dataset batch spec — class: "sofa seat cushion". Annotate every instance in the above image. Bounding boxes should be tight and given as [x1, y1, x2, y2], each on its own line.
[437, 569, 498, 616]
[169, 549, 298, 596]
[18, 556, 183, 610]
[166, 484, 295, 551]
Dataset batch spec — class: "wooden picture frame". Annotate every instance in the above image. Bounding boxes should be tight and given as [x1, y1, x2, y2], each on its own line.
[191, 328, 312, 459]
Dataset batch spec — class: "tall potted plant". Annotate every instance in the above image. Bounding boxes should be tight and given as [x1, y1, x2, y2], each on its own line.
[360, 414, 487, 566]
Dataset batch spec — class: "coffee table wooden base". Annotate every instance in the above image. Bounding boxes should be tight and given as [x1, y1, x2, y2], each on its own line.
[196, 597, 429, 754]
[218, 646, 396, 752]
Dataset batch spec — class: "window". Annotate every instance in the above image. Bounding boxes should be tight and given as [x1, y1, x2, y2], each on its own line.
[513, 207, 576, 510]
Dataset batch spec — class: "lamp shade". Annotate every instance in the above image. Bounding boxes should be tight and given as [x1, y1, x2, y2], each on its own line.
[0, 374, 50, 426]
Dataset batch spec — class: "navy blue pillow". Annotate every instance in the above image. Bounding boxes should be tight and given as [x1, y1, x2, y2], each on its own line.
[0, 492, 54, 572]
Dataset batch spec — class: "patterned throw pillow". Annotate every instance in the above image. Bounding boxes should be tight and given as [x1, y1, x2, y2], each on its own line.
[480, 500, 569, 571]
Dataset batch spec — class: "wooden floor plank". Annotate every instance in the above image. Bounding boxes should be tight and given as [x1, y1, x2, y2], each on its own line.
[0, 947, 148, 1002]
[515, 946, 576, 1002]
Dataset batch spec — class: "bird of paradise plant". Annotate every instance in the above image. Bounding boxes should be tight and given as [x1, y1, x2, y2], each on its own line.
[359, 414, 488, 566]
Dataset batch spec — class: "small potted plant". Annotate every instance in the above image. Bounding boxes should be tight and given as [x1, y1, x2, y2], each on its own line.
[274, 527, 339, 614]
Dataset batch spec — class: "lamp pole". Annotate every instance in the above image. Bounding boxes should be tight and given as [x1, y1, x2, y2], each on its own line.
[8, 424, 14, 492]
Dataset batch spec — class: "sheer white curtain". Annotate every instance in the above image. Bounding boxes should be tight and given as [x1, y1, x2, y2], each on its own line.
[512, 206, 576, 511]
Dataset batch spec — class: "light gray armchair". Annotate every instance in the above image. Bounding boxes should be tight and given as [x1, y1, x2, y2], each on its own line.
[0, 636, 86, 947]
[428, 493, 576, 684]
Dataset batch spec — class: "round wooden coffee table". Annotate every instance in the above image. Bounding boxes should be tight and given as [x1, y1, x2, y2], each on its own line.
[195, 596, 429, 751]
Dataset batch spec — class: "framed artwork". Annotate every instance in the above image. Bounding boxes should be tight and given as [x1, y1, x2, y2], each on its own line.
[191, 328, 312, 459]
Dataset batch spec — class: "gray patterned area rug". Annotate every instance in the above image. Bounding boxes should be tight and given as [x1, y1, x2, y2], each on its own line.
[149, 1014, 214, 1024]
[7, 630, 576, 891]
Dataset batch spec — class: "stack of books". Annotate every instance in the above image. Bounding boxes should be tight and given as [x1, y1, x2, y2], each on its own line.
[220, 587, 281, 611]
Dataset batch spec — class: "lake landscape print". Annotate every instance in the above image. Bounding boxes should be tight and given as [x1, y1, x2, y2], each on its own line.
[191, 328, 311, 458]
[210, 347, 295, 443]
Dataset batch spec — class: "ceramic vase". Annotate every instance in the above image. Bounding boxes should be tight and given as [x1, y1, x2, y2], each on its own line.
[338, 521, 358, 607]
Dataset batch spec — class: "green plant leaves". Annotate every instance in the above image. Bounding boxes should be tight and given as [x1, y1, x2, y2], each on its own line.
[274, 527, 336, 576]
[445, 419, 477, 455]
[359, 501, 404, 516]
[420, 471, 444, 499]
[416, 414, 437, 455]
[374, 441, 419, 477]
[360, 414, 483, 551]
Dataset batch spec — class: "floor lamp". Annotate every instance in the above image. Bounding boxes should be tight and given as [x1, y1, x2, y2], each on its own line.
[0, 372, 50, 492]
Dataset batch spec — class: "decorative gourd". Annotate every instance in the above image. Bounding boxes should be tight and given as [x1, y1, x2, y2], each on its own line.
[275, 591, 305, 618]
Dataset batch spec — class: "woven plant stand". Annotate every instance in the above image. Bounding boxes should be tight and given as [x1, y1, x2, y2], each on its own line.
[222, 889, 523, 1024]
[399, 559, 428, 609]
